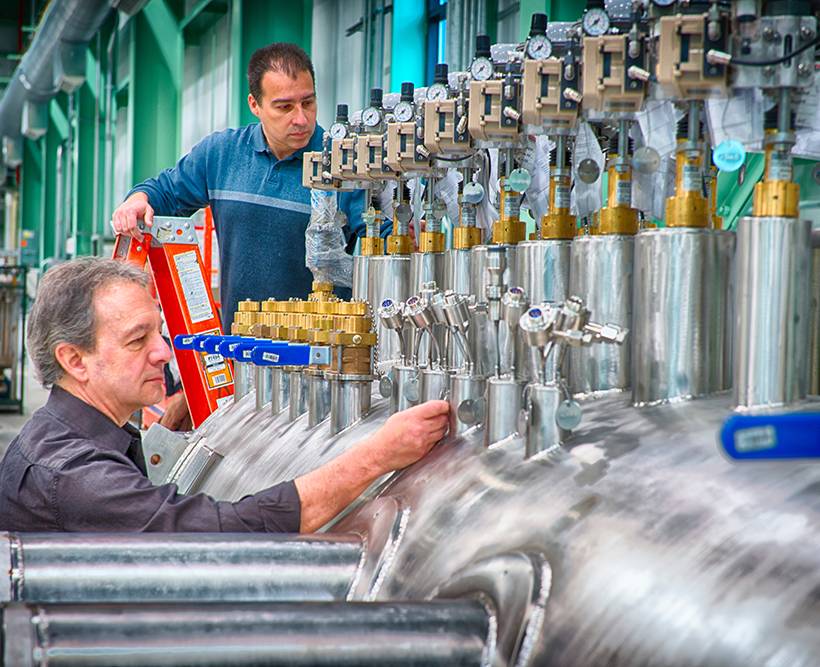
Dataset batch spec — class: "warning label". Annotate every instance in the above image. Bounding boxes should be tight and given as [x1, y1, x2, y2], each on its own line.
[173, 251, 214, 324]
[196, 327, 233, 390]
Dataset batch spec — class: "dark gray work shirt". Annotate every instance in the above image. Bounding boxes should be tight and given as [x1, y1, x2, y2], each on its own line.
[0, 386, 301, 532]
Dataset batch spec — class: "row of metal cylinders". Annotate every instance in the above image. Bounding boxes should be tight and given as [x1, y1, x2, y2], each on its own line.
[0, 532, 489, 666]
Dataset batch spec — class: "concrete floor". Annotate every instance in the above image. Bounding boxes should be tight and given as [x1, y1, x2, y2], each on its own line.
[0, 359, 49, 455]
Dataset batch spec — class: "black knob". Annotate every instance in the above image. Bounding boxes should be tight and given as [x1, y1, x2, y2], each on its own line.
[434, 63, 449, 84]
[400, 82, 414, 102]
[676, 115, 689, 140]
[370, 88, 383, 107]
[335, 104, 348, 122]
[529, 13, 547, 36]
[586, 0, 605, 8]
[475, 34, 491, 58]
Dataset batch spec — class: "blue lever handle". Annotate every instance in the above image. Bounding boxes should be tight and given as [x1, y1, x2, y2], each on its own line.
[216, 337, 266, 359]
[249, 343, 331, 366]
[720, 412, 820, 460]
[200, 335, 241, 354]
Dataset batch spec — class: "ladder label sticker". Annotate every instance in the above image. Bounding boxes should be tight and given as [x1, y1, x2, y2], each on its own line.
[173, 250, 215, 324]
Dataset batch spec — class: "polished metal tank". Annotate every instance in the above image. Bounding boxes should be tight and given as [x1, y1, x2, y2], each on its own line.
[515, 239, 571, 305]
[568, 235, 633, 394]
[366, 255, 411, 373]
[254, 366, 272, 411]
[469, 244, 517, 302]
[411, 252, 447, 366]
[632, 228, 731, 405]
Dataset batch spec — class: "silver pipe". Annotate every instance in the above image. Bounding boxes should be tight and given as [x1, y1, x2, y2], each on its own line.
[329, 377, 373, 435]
[420, 368, 450, 402]
[3, 600, 490, 667]
[811, 245, 820, 396]
[448, 373, 486, 435]
[270, 367, 290, 414]
[233, 361, 255, 402]
[485, 376, 523, 446]
[306, 370, 332, 427]
[0, 532, 363, 604]
[254, 366, 273, 411]
[524, 383, 563, 458]
[288, 369, 309, 421]
[733, 216, 811, 409]
[367, 255, 411, 372]
[390, 365, 420, 413]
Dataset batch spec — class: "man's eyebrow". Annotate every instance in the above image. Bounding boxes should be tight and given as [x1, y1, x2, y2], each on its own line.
[122, 322, 152, 339]
[269, 92, 316, 104]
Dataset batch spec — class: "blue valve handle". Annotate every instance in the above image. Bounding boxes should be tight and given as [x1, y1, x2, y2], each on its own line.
[232, 340, 287, 363]
[215, 337, 268, 359]
[200, 335, 240, 353]
[249, 344, 331, 366]
[173, 333, 211, 350]
[720, 412, 820, 460]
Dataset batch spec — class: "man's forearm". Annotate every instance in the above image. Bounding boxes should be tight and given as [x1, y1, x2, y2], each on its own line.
[293, 439, 384, 532]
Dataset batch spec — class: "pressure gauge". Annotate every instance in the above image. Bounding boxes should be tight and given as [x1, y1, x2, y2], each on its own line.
[425, 83, 449, 102]
[526, 33, 553, 60]
[470, 56, 493, 81]
[652, 0, 676, 6]
[393, 100, 414, 122]
[582, 8, 610, 36]
[362, 106, 382, 128]
[329, 122, 347, 140]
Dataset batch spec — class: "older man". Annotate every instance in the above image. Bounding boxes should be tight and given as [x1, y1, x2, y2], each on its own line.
[0, 258, 448, 532]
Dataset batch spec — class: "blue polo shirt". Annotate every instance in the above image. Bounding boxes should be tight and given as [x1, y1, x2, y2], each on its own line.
[129, 123, 364, 331]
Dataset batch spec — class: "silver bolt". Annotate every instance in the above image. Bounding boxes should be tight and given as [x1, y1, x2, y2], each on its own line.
[800, 25, 814, 40]
[762, 26, 775, 41]
[798, 62, 811, 77]
[762, 66, 775, 78]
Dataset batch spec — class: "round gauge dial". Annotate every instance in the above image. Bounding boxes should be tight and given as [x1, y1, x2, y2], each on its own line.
[526, 34, 553, 60]
[470, 56, 493, 81]
[652, 0, 676, 6]
[582, 7, 611, 36]
[362, 106, 382, 128]
[329, 122, 347, 140]
[393, 100, 414, 122]
[425, 83, 449, 102]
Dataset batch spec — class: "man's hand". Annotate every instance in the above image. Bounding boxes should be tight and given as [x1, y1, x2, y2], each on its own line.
[111, 192, 154, 241]
[294, 400, 449, 532]
[159, 392, 192, 432]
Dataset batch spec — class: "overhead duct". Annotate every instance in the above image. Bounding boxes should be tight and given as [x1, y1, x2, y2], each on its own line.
[0, 0, 151, 147]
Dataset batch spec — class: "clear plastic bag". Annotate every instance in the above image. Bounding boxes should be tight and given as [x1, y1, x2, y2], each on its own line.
[523, 135, 552, 222]
[305, 189, 353, 288]
[571, 121, 605, 218]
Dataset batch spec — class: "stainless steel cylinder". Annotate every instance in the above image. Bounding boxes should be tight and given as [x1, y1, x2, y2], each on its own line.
[448, 374, 486, 436]
[329, 376, 373, 435]
[306, 371, 331, 427]
[632, 228, 730, 405]
[254, 366, 273, 411]
[485, 376, 523, 446]
[420, 368, 450, 402]
[390, 364, 420, 413]
[524, 383, 562, 458]
[352, 254, 369, 301]
[715, 230, 736, 392]
[287, 369, 309, 421]
[234, 361, 255, 402]
[445, 248, 472, 293]
[411, 252, 447, 365]
[568, 235, 634, 394]
[367, 255, 412, 371]
[470, 244, 517, 303]
[3, 600, 490, 667]
[270, 367, 290, 414]
[515, 239, 571, 305]
[0, 532, 363, 603]
[734, 216, 812, 409]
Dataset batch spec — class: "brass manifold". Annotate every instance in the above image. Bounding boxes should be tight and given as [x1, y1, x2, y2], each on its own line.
[540, 172, 575, 240]
[232, 297, 374, 376]
[452, 224, 482, 250]
[598, 158, 638, 236]
[493, 179, 527, 245]
[752, 130, 799, 219]
[665, 139, 708, 229]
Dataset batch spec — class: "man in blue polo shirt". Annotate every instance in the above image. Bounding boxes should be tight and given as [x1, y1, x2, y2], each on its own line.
[111, 42, 364, 331]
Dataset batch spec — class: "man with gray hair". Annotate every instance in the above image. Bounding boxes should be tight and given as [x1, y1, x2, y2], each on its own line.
[0, 257, 448, 531]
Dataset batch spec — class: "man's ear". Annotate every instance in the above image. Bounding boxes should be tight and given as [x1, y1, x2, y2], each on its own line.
[54, 342, 91, 384]
[247, 93, 260, 119]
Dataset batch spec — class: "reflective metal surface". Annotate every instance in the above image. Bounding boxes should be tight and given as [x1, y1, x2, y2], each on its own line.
[329, 378, 373, 435]
[515, 240, 571, 305]
[367, 255, 411, 372]
[734, 216, 812, 409]
[411, 252, 447, 366]
[4, 600, 490, 667]
[523, 383, 562, 458]
[254, 366, 272, 412]
[485, 376, 523, 446]
[233, 361, 254, 401]
[811, 245, 820, 396]
[288, 369, 309, 421]
[568, 235, 633, 394]
[352, 254, 369, 302]
[448, 373, 485, 435]
[0, 532, 363, 603]
[445, 248, 472, 294]
[632, 229, 730, 405]
[270, 367, 290, 415]
[390, 365, 420, 413]
[420, 368, 450, 402]
[306, 371, 331, 427]
[470, 244, 517, 303]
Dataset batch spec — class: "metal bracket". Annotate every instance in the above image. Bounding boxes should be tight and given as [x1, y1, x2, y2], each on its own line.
[138, 216, 199, 246]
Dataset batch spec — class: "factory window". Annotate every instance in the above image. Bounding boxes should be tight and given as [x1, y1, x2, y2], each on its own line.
[497, 0, 520, 43]
[426, 0, 447, 85]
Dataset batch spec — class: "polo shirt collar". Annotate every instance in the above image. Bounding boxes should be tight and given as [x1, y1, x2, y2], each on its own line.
[251, 123, 324, 162]
[46, 385, 140, 454]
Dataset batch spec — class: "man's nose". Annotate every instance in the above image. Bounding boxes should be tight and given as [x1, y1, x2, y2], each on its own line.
[152, 334, 172, 365]
[292, 104, 308, 126]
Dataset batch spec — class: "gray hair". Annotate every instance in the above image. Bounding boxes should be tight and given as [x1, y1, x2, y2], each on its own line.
[27, 257, 150, 388]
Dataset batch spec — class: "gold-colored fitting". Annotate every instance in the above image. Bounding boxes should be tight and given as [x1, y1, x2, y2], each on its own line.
[752, 136, 799, 218]
[418, 231, 446, 253]
[360, 236, 384, 256]
[387, 234, 414, 255]
[540, 213, 576, 240]
[237, 300, 260, 312]
[311, 280, 332, 294]
[261, 299, 281, 313]
[665, 141, 709, 228]
[598, 162, 638, 235]
[452, 226, 482, 249]
[231, 323, 251, 335]
[335, 301, 368, 317]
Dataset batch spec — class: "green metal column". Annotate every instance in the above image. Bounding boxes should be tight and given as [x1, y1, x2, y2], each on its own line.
[20, 140, 43, 266]
[232, 0, 313, 128]
[391, 0, 425, 92]
[130, 1, 182, 185]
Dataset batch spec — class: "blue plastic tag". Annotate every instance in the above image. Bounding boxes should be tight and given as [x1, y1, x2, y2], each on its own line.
[713, 140, 746, 173]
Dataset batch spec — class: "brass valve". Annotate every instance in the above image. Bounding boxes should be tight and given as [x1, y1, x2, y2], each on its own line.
[540, 172, 576, 240]
[493, 177, 527, 245]
[752, 128, 799, 219]
[665, 138, 709, 228]
[598, 142, 638, 236]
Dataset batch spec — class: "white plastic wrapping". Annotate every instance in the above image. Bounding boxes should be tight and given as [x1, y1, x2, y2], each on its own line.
[636, 100, 679, 156]
[434, 170, 462, 226]
[523, 135, 552, 222]
[305, 189, 353, 288]
[794, 72, 820, 159]
[570, 122, 605, 218]
[475, 149, 499, 241]
[706, 89, 764, 150]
